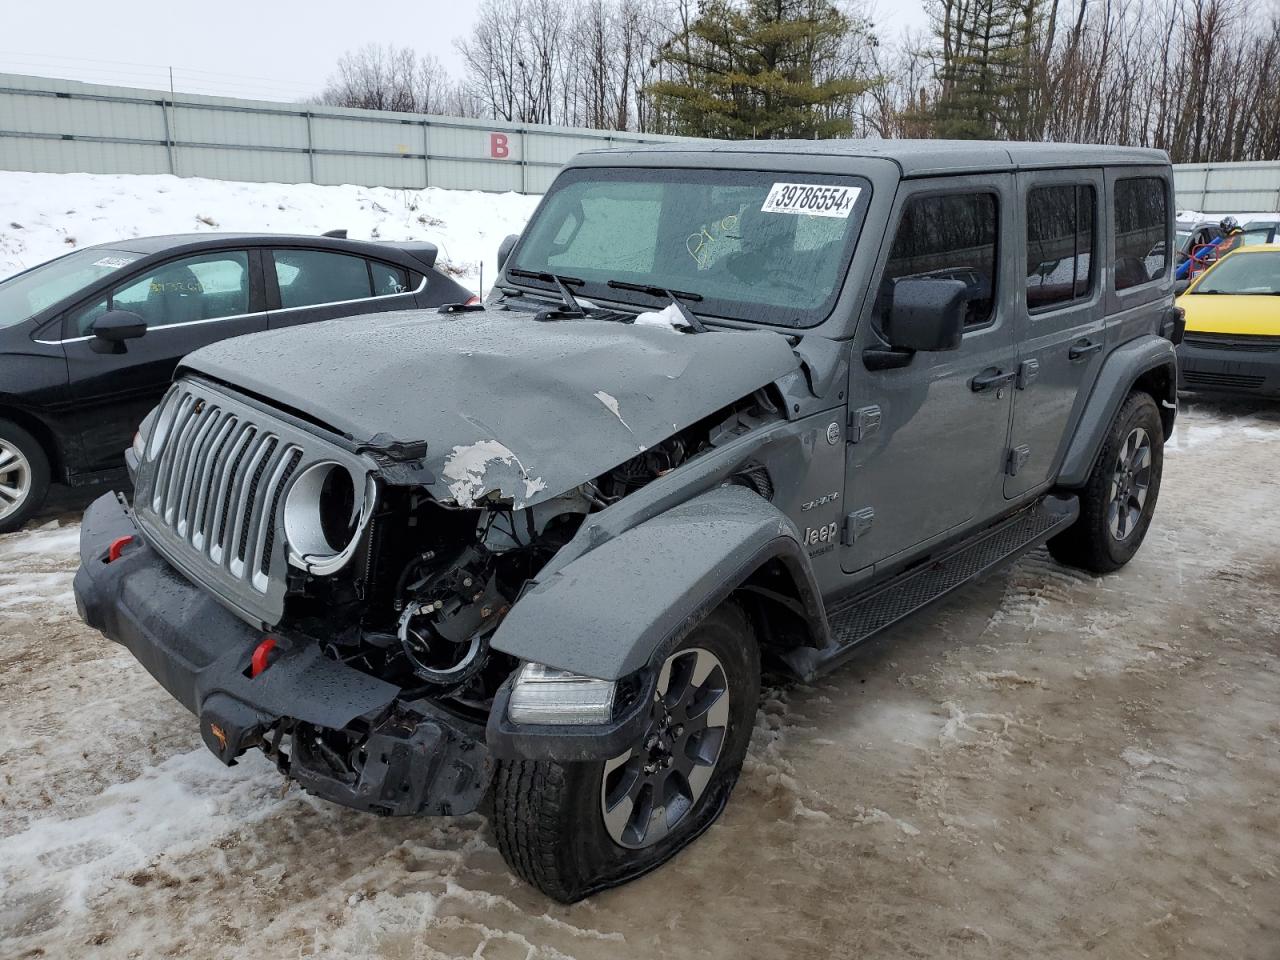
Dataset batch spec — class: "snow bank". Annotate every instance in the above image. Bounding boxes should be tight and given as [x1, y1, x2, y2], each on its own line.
[0, 172, 541, 296]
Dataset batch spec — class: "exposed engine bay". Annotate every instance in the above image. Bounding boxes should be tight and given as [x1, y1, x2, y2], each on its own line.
[279, 390, 781, 725]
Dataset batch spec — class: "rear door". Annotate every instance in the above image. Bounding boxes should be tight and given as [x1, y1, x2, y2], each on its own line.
[266, 248, 422, 328]
[843, 176, 1018, 573]
[1006, 171, 1105, 498]
[61, 249, 267, 472]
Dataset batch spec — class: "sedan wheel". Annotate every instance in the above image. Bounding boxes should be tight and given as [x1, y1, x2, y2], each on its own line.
[0, 438, 32, 522]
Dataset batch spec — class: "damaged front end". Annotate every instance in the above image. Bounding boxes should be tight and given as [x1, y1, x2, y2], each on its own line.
[79, 364, 786, 815]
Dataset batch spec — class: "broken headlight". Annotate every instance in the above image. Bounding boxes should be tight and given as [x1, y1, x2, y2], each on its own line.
[283, 462, 376, 576]
[507, 662, 616, 725]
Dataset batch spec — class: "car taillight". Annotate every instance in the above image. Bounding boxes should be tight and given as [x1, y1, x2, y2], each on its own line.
[465, 295, 481, 306]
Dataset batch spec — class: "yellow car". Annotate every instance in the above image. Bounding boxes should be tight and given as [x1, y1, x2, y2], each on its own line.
[1176, 243, 1280, 396]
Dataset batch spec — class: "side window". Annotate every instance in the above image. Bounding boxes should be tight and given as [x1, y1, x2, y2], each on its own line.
[879, 192, 998, 328]
[370, 261, 412, 297]
[274, 250, 372, 308]
[1026, 183, 1096, 311]
[73, 252, 250, 335]
[1114, 177, 1168, 291]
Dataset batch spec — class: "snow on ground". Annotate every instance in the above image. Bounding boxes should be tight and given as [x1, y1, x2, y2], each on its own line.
[0, 172, 540, 294]
[2, 395, 1278, 959]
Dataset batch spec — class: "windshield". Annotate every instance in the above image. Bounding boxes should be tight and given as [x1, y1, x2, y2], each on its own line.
[0, 248, 141, 329]
[1193, 251, 1280, 295]
[507, 167, 871, 328]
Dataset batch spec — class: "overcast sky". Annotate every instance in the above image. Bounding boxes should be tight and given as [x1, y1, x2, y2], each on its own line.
[0, 1, 930, 102]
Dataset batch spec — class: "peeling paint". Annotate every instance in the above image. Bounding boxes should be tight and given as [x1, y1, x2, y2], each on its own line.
[443, 440, 543, 508]
[593, 391, 630, 430]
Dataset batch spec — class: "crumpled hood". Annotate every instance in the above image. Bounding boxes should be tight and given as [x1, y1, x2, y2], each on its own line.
[180, 310, 799, 508]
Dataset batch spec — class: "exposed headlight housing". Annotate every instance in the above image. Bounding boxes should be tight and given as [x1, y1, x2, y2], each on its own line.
[283, 462, 376, 575]
[508, 662, 616, 726]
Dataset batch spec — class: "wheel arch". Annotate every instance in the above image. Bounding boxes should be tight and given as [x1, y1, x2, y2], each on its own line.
[1058, 334, 1177, 489]
[490, 483, 831, 683]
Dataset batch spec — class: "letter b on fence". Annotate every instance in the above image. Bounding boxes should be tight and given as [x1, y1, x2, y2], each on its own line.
[490, 133, 510, 159]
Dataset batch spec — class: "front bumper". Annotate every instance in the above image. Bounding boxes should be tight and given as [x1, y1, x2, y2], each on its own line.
[1177, 334, 1280, 397]
[73, 492, 491, 817]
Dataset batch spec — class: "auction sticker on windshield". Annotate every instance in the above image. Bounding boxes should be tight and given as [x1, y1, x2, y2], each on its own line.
[761, 183, 860, 219]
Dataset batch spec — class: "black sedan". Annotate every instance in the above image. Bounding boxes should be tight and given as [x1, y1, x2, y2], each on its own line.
[0, 232, 476, 532]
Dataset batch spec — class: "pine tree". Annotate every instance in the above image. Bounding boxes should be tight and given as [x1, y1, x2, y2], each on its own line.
[648, 0, 873, 139]
[921, 0, 1041, 139]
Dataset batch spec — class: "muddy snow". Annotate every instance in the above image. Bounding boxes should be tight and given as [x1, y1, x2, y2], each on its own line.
[1, 395, 1278, 960]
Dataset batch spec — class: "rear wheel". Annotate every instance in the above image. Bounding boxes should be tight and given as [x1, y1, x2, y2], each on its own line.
[0, 420, 50, 535]
[1048, 391, 1164, 573]
[492, 602, 759, 902]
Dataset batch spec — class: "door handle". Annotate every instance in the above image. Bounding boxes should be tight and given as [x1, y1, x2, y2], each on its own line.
[970, 368, 1017, 392]
[1069, 339, 1103, 361]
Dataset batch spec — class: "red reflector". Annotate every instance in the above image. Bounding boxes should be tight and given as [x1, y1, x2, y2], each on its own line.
[250, 637, 278, 678]
[107, 535, 134, 563]
[465, 295, 481, 306]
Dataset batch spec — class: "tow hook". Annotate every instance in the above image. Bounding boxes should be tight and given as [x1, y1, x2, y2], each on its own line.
[250, 637, 278, 678]
[106, 535, 134, 563]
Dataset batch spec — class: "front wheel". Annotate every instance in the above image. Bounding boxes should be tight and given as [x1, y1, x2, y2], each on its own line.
[0, 419, 51, 535]
[1048, 391, 1164, 573]
[492, 602, 760, 902]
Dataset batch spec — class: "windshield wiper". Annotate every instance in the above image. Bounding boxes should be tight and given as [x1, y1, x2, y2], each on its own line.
[606, 280, 709, 332]
[506, 269, 587, 319]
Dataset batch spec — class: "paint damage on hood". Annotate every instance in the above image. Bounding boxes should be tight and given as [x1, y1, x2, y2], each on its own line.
[179, 310, 800, 508]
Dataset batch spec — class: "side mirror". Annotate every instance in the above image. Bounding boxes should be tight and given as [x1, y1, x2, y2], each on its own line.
[883, 278, 968, 352]
[497, 233, 519, 270]
[89, 310, 147, 354]
[1174, 279, 1191, 297]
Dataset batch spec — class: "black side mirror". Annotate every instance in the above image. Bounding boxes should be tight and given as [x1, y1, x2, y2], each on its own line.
[884, 278, 968, 352]
[89, 310, 147, 354]
[497, 234, 519, 270]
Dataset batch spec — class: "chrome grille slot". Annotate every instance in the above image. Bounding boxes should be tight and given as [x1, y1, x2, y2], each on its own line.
[135, 379, 372, 626]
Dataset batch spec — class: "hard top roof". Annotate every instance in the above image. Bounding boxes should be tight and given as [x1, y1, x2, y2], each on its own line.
[575, 138, 1168, 176]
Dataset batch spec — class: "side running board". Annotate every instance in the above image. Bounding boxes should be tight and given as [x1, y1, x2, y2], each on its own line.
[788, 494, 1079, 678]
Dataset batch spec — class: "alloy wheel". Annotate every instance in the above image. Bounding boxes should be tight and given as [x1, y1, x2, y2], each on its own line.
[0, 439, 31, 521]
[600, 647, 730, 849]
[1107, 426, 1152, 542]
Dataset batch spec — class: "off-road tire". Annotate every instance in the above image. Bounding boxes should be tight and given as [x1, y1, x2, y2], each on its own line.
[492, 601, 760, 902]
[0, 419, 50, 535]
[1048, 391, 1164, 573]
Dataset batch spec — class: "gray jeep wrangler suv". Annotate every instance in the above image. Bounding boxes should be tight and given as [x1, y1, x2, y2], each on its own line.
[74, 140, 1181, 901]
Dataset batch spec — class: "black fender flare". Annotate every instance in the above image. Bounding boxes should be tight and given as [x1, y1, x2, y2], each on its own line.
[490, 483, 828, 683]
[1057, 334, 1177, 488]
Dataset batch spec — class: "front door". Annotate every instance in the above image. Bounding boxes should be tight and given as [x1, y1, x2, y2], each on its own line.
[1006, 171, 1106, 498]
[61, 249, 268, 474]
[843, 176, 1018, 573]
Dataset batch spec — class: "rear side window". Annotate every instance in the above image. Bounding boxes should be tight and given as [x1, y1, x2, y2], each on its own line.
[274, 250, 372, 308]
[1113, 178, 1168, 291]
[371, 262, 412, 296]
[879, 192, 998, 328]
[1026, 184, 1096, 310]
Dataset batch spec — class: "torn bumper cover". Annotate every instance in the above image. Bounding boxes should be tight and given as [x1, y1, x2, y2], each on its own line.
[72, 492, 491, 817]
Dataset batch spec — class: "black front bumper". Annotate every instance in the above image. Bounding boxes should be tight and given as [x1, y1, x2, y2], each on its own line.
[73, 492, 491, 817]
[1178, 335, 1280, 397]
